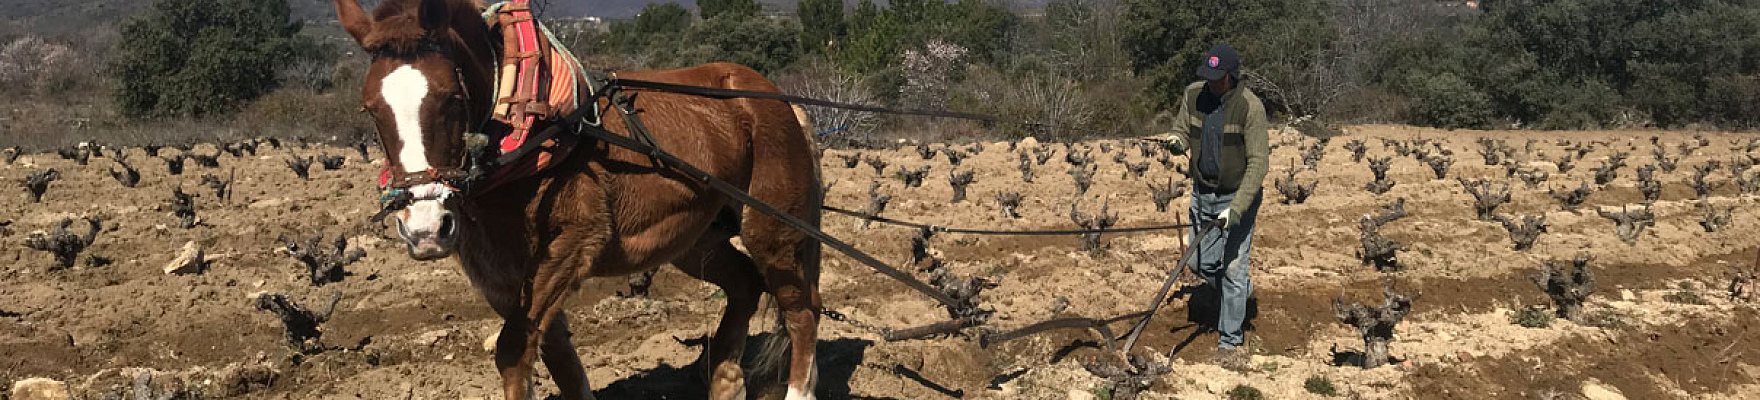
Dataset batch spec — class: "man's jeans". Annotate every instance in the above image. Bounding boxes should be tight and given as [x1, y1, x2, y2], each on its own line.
[1186, 184, 1260, 349]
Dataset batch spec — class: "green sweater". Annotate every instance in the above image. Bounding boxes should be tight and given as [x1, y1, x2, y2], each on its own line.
[1167, 81, 1271, 213]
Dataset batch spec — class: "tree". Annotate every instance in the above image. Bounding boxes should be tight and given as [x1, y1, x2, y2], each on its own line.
[850, 0, 881, 34]
[1120, 0, 1336, 112]
[1366, 0, 1760, 129]
[837, 3, 905, 73]
[108, 0, 301, 118]
[677, 14, 802, 74]
[798, 0, 846, 54]
[929, 0, 1019, 64]
[608, 2, 692, 54]
[697, 0, 760, 20]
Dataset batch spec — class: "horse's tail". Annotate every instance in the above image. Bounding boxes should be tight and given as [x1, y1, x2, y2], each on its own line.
[791, 104, 814, 137]
[748, 295, 792, 385]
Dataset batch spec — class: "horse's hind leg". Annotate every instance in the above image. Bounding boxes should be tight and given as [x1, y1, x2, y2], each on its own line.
[541, 315, 594, 400]
[673, 237, 765, 400]
[740, 129, 824, 399]
[746, 232, 821, 400]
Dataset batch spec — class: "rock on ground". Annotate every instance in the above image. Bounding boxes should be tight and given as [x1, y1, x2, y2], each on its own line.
[163, 241, 205, 275]
[10, 377, 70, 400]
[1581, 380, 1628, 400]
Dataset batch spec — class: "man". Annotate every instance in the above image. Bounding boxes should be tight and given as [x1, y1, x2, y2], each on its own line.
[1160, 43, 1271, 370]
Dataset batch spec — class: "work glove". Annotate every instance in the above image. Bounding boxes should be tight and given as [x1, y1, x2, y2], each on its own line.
[1217, 207, 1239, 229]
[1160, 133, 1187, 155]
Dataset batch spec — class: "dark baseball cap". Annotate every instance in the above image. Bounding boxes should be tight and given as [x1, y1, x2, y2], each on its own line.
[1195, 44, 1240, 81]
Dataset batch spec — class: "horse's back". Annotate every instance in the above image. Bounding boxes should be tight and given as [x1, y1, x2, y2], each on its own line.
[606, 62, 816, 188]
[578, 62, 818, 274]
[614, 62, 782, 93]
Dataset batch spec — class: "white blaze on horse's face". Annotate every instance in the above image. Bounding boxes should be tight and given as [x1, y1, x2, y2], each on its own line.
[379, 64, 459, 260]
[381, 65, 432, 172]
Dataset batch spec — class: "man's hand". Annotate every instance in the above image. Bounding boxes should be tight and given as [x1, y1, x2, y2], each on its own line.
[1217, 207, 1238, 229]
[1160, 133, 1187, 154]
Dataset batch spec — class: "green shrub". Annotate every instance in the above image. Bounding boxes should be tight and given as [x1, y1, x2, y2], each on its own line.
[606, 2, 690, 55]
[1511, 306, 1554, 328]
[1531, 77, 1620, 130]
[1399, 72, 1495, 129]
[1121, 0, 1334, 111]
[1662, 291, 1709, 305]
[1579, 309, 1632, 330]
[1227, 384, 1264, 400]
[1363, 0, 1760, 129]
[1706, 75, 1760, 128]
[1304, 375, 1338, 396]
[677, 14, 802, 74]
[696, 0, 759, 20]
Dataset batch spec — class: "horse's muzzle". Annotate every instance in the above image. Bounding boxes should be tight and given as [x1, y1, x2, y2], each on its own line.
[395, 200, 457, 260]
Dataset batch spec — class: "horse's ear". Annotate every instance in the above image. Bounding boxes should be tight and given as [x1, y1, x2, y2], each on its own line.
[419, 0, 451, 32]
[334, 0, 372, 46]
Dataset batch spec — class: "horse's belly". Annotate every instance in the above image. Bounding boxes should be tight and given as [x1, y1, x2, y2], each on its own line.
[589, 181, 726, 277]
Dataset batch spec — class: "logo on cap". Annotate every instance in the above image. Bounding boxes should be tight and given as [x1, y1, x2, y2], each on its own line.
[1208, 56, 1220, 68]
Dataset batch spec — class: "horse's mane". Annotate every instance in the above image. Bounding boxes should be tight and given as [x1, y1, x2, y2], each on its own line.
[363, 0, 488, 56]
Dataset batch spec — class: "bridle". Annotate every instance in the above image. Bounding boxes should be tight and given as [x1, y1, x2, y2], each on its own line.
[367, 38, 493, 220]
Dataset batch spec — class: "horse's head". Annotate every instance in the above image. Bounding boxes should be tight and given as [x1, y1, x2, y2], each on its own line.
[336, 0, 494, 260]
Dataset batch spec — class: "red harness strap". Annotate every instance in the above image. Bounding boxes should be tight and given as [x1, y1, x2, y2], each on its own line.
[494, 0, 539, 152]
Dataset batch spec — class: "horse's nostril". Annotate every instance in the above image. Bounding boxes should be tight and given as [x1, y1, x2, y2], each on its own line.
[438, 213, 456, 240]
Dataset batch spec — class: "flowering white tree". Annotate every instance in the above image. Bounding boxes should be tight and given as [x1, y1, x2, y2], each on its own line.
[900, 39, 968, 110]
[0, 36, 75, 94]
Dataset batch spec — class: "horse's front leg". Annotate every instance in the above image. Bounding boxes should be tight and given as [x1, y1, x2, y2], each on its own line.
[496, 231, 603, 400]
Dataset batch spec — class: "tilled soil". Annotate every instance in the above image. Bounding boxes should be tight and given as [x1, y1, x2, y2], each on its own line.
[2, 124, 1758, 399]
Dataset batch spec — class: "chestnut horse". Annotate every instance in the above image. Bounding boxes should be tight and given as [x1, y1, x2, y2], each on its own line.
[333, 0, 823, 399]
